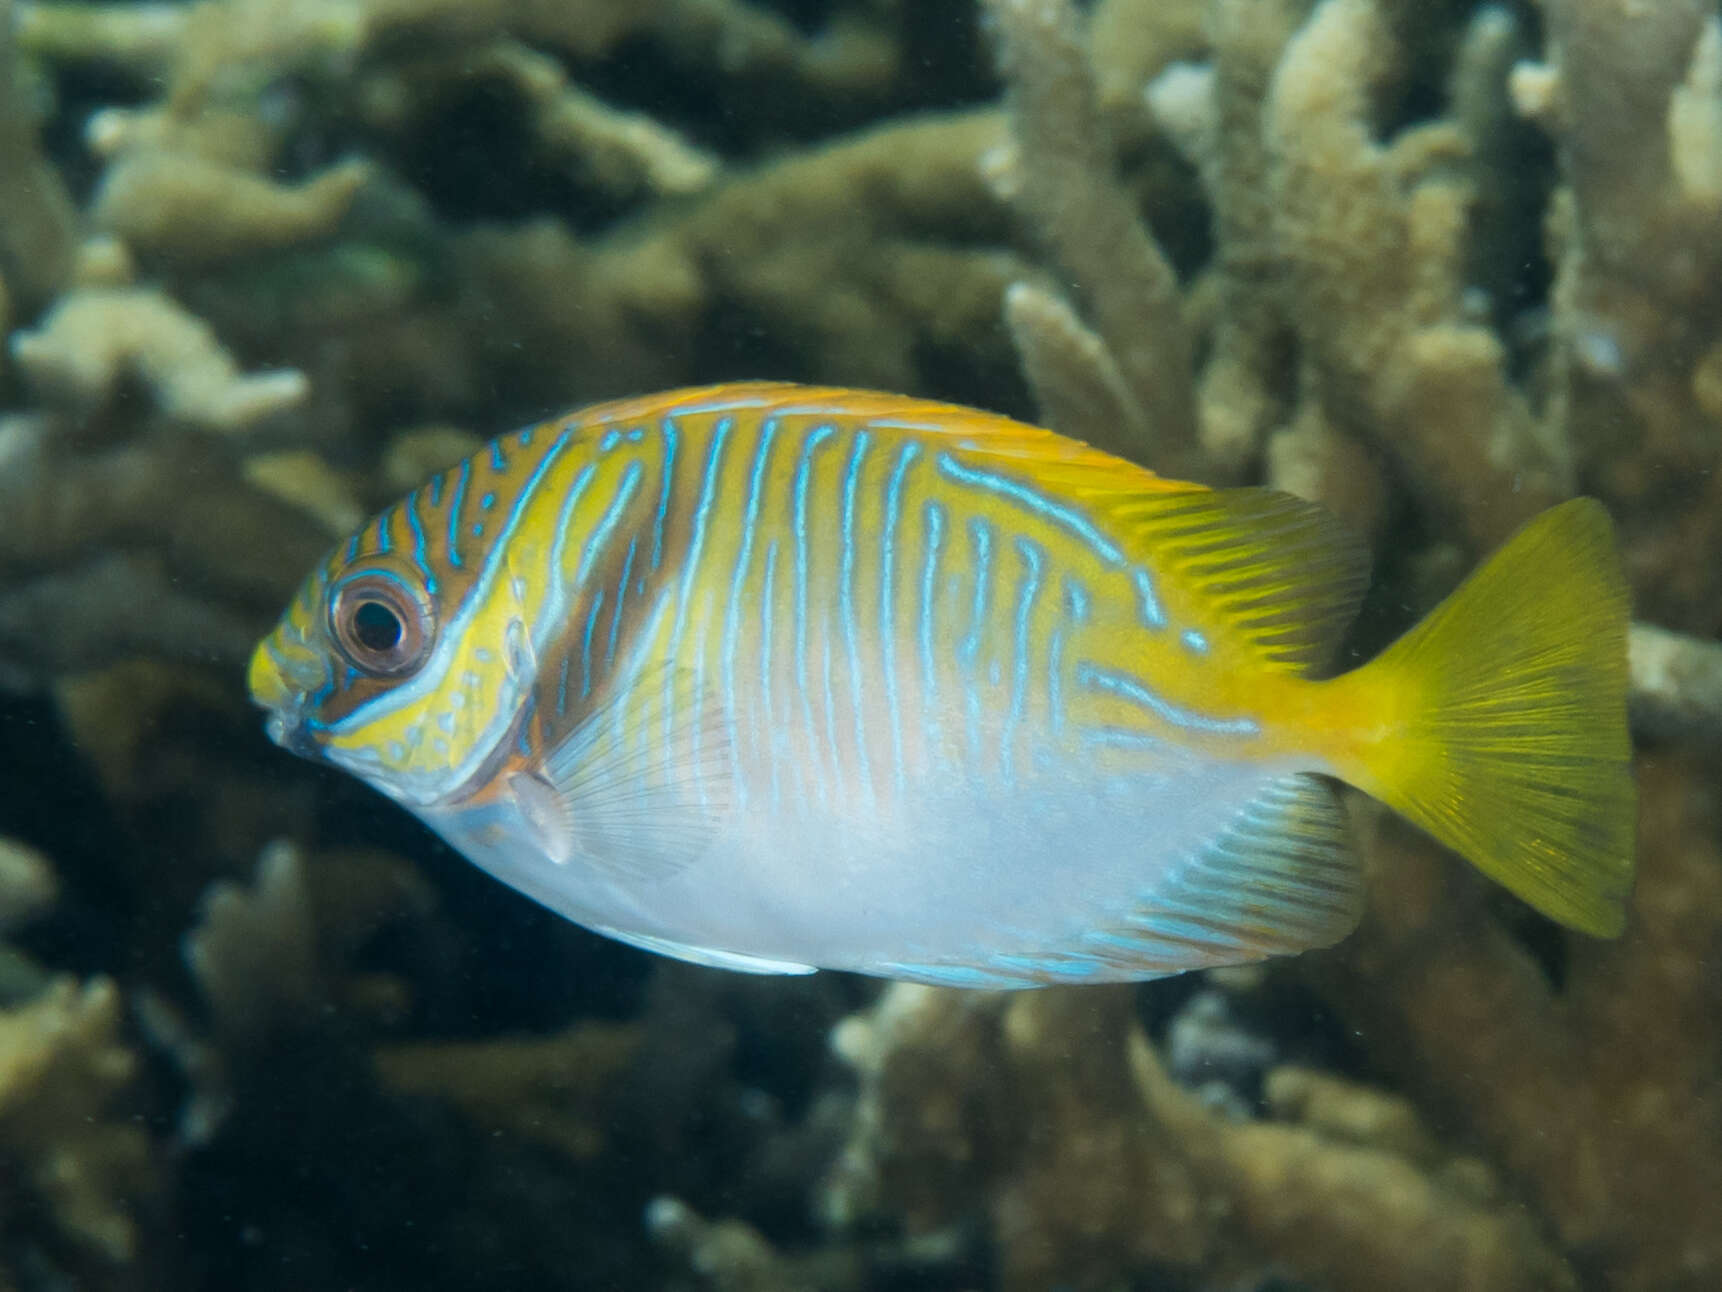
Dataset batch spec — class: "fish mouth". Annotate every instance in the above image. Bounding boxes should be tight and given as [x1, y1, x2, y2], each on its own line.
[249, 633, 333, 761]
[264, 707, 325, 760]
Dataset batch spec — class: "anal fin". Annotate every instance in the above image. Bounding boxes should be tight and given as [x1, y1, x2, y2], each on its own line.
[1082, 771, 1363, 975]
[593, 925, 817, 976]
[880, 773, 1364, 987]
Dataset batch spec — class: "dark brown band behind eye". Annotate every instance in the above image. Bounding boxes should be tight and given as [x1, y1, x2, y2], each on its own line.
[330, 573, 433, 677]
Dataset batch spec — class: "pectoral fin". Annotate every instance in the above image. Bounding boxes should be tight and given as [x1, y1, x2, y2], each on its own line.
[511, 662, 737, 882]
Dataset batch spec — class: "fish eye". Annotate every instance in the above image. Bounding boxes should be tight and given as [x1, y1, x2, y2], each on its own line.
[330, 573, 433, 677]
[352, 600, 403, 651]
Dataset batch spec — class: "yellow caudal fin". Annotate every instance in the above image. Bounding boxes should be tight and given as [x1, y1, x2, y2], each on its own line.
[1334, 499, 1635, 935]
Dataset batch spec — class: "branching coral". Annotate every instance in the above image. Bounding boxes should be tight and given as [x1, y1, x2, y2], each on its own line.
[0, 837, 56, 935]
[1262, 0, 1568, 550]
[1180, 0, 1307, 475]
[827, 983, 1574, 1292]
[1630, 622, 1722, 748]
[184, 840, 325, 1048]
[1516, 0, 1722, 627]
[984, 0, 1571, 546]
[150, 839, 445, 1148]
[0, 977, 159, 1278]
[363, 39, 720, 203]
[0, 841, 159, 1285]
[91, 155, 371, 268]
[983, 0, 1197, 467]
[451, 109, 1022, 407]
[1308, 757, 1722, 1291]
[0, 414, 330, 685]
[648, 1196, 870, 1292]
[0, 0, 77, 317]
[374, 1019, 641, 1161]
[0, 278, 325, 681]
[11, 286, 307, 430]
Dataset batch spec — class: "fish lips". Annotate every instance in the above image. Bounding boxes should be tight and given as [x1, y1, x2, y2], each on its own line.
[264, 706, 325, 760]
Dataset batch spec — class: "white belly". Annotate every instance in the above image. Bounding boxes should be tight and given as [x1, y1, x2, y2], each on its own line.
[425, 749, 1317, 986]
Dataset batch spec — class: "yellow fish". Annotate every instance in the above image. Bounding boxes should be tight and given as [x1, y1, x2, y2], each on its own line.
[248, 383, 1635, 987]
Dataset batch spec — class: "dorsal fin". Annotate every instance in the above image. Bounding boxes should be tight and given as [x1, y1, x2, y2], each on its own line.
[581, 386, 1369, 674]
[1099, 487, 1372, 676]
[944, 416, 1371, 674]
[851, 401, 1372, 676]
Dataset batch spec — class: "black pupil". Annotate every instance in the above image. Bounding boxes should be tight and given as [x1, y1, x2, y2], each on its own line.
[352, 600, 404, 653]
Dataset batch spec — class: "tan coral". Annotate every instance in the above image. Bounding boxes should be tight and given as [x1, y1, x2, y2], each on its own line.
[10, 286, 307, 431]
[27, 0, 903, 129]
[983, 0, 1197, 467]
[379, 425, 482, 494]
[1187, 0, 1307, 475]
[0, 977, 156, 1265]
[456, 110, 1023, 405]
[0, 409, 330, 686]
[1264, 0, 1567, 550]
[92, 152, 370, 266]
[1532, 0, 1722, 627]
[1002, 278, 1151, 458]
[1310, 755, 1722, 1291]
[1630, 621, 1722, 746]
[361, 40, 718, 202]
[242, 450, 366, 537]
[1264, 399, 1388, 541]
[184, 840, 324, 1046]
[374, 1020, 641, 1161]
[1087, 0, 1207, 120]
[0, 0, 77, 314]
[0, 839, 57, 934]
[828, 983, 1574, 1292]
[12, 0, 189, 75]
[647, 1196, 868, 1292]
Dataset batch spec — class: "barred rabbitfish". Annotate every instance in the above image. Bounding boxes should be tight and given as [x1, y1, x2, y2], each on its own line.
[249, 383, 1636, 987]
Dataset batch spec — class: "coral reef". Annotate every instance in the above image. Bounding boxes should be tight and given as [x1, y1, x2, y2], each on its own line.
[984, 0, 1196, 467]
[1524, 0, 1722, 627]
[0, 975, 162, 1288]
[826, 983, 1574, 1292]
[1, 0, 1721, 1289]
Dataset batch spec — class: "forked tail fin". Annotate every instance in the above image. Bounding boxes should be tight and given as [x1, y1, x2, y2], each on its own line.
[1333, 499, 1635, 935]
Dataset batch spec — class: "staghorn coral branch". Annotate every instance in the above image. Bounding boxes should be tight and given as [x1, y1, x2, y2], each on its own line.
[11, 287, 308, 429]
[467, 40, 718, 199]
[90, 155, 371, 268]
[11, 0, 185, 75]
[1312, 766, 1722, 1292]
[0, 977, 155, 1266]
[1188, 0, 1305, 474]
[1629, 622, 1722, 747]
[983, 0, 1196, 465]
[1526, 0, 1722, 628]
[1001, 279, 1151, 457]
[456, 111, 1022, 404]
[828, 983, 1574, 1292]
[0, 416, 329, 645]
[1537, 0, 1711, 282]
[1264, 0, 1567, 549]
[0, 0, 77, 316]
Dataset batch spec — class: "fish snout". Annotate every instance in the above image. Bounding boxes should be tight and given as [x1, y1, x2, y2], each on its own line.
[262, 705, 324, 759]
